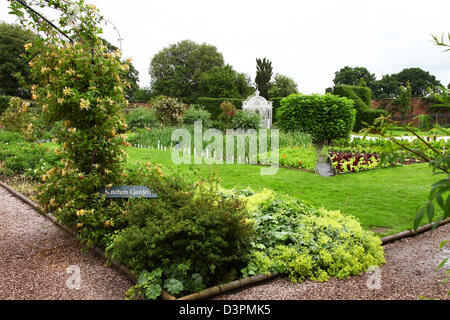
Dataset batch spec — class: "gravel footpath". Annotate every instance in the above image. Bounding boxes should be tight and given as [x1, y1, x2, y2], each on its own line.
[0, 185, 133, 300]
[217, 223, 450, 300]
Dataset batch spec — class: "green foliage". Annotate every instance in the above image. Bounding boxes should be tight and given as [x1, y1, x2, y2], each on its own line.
[276, 93, 356, 143]
[0, 22, 33, 98]
[106, 169, 254, 292]
[198, 65, 254, 99]
[218, 101, 237, 130]
[231, 110, 260, 130]
[185, 97, 243, 120]
[332, 85, 387, 132]
[0, 97, 39, 141]
[238, 189, 385, 282]
[260, 146, 317, 171]
[126, 107, 158, 129]
[183, 105, 213, 128]
[0, 131, 61, 179]
[333, 66, 377, 97]
[393, 68, 442, 97]
[394, 81, 412, 116]
[130, 87, 153, 103]
[0, 95, 12, 116]
[150, 96, 187, 125]
[149, 40, 225, 98]
[255, 58, 273, 99]
[268, 74, 298, 99]
[371, 74, 401, 99]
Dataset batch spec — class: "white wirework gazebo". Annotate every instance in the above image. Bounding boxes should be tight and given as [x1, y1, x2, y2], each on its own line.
[242, 90, 273, 129]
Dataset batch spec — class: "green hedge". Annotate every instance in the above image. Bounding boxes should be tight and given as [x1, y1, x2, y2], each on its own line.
[332, 85, 387, 132]
[0, 95, 12, 116]
[276, 93, 356, 143]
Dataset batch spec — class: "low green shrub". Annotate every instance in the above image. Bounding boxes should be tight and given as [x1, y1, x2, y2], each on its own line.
[187, 97, 243, 120]
[276, 94, 356, 143]
[106, 169, 254, 296]
[182, 105, 213, 128]
[126, 107, 158, 129]
[150, 96, 187, 125]
[231, 110, 261, 130]
[0, 132, 61, 179]
[235, 189, 386, 282]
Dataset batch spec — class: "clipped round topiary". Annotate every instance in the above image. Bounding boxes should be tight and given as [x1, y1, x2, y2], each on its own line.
[276, 94, 356, 143]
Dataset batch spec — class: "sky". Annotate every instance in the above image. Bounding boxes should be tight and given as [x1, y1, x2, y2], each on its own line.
[1, 0, 449, 94]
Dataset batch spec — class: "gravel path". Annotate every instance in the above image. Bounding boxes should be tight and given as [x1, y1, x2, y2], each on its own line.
[217, 223, 450, 300]
[0, 185, 133, 300]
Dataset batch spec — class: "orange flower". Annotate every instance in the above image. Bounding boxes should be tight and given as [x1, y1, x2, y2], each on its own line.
[282, 155, 286, 159]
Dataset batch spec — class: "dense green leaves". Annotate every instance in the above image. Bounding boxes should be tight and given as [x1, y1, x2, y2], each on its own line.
[198, 65, 254, 99]
[0, 22, 33, 97]
[255, 58, 273, 99]
[149, 40, 225, 98]
[277, 93, 356, 143]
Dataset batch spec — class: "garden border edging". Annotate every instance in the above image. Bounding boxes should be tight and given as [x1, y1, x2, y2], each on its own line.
[0, 180, 449, 300]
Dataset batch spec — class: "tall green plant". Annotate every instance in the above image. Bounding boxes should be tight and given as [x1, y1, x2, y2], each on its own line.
[255, 58, 273, 100]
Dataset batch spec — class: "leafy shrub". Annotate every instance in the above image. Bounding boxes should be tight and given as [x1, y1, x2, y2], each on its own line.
[182, 97, 243, 120]
[0, 97, 38, 141]
[183, 104, 213, 128]
[106, 167, 254, 295]
[332, 85, 387, 132]
[276, 94, 356, 143]
[231, 110, 260, 130]
[126, 107, 158, 129]
[218, 100, 237, 130]
[150, 96, 187, 125]
[0, 133, 61, 179]
[0, 95, 12, 116]
[237, 189, 385, 282]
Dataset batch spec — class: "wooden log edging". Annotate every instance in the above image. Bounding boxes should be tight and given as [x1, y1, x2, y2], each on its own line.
[1, 180, 449, 301]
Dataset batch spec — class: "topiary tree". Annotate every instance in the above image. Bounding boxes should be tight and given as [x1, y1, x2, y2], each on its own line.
[276, 93, 356, 143]
[332, 84, 387, 132]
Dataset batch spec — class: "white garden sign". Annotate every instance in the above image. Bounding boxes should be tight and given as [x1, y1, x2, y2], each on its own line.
[242, 90, 273, 129]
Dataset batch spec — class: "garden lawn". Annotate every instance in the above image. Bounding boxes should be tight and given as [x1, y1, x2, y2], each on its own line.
[126, 146, 440, 237]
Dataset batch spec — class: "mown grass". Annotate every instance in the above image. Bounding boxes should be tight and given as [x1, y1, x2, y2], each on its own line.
[126, 146, 439, 237]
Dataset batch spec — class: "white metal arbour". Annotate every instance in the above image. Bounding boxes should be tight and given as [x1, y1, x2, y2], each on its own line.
[242, 90, 273, 129]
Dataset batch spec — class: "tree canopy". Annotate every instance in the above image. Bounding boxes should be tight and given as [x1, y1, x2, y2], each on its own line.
[333, 66, 377, 87]
[392, 67, 442, 97]
[0, 22, 33, 97]
[198, 65, 254, 98]
[149, 40, 225, 98]
[268, 73, 298, 98]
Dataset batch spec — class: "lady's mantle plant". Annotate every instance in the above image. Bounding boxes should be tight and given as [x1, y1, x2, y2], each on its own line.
[9, 0, 132, 245]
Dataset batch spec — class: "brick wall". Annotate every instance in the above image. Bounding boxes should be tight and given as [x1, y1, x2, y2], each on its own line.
[370, 97, 440, 116]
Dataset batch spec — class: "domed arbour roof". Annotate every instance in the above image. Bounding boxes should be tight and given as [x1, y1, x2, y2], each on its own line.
[242, 90, 273, 110]
[242, 90, 273, 128]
